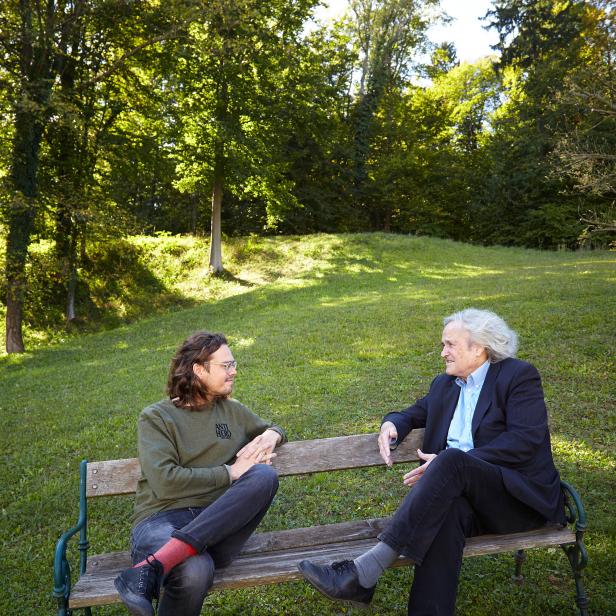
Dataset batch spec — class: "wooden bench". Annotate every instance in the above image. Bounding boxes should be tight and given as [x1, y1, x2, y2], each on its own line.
[53, 429, 589, 615]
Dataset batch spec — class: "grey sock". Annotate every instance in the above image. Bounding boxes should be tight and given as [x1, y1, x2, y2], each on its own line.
[354, 541, 399, 588]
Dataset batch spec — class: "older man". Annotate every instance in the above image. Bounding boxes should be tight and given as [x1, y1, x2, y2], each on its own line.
[298, 308, 564, 615]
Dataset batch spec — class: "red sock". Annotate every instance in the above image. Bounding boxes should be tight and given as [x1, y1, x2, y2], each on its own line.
[133, 538, 198, 574]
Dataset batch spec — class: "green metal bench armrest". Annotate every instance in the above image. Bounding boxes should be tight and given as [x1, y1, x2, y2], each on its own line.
[53, 460, 89, 614]
[560, 480, 589, 614]
[561, 480, 587, 532]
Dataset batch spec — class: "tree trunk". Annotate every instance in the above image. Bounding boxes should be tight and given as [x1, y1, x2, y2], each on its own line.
[209, 50, 228, 275]
[64, 226, 79, 324]
[209, 145, 224, 274]
[191, 193, 198, 235]
[66, 262, 77, 322]
[5, 104, 45, 352]
[56, 206, 79, 323]
[383, 208, 391, 232]
[57, 196, 79, 321]
[5, 202, 35, 353]
[4, 0, 54, 352]
[5, 294, 26, 353]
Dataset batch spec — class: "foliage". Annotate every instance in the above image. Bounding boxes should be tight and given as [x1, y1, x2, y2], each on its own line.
[367, 59, 502, 238]
[172, 0, 321, 271]
[552, 0, 616, 246]
[2, 0, 616, 351]
[345, 0, 440, 226]
[474, 0, 590, 248]
[0, 0, 190, 350]
[0, 233, 614, 614]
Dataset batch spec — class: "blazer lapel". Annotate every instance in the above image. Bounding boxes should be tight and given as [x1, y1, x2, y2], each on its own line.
[471, 361, 502, 437]
[434, 379, 460, 450]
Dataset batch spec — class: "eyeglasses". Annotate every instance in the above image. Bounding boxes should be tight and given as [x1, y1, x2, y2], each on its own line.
[204, 360, 237, 372]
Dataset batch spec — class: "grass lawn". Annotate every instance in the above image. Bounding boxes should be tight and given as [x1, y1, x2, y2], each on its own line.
[0, 232, 614, 615]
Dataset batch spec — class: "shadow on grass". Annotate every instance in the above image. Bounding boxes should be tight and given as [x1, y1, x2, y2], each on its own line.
[213, 269, 257, 287]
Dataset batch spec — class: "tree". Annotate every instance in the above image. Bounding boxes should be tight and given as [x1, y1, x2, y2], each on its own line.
[553, 0, 616, 245]
[174, 0, 317, 273]
[0, 0, 188, 351]
[476, 0, 590, 248]
[367, 58, 501, 238]
[1, 0, 59, 352]
[44, 1, 184, 321]
[346, 0, 439, 228]
[273, 24, 358, 234]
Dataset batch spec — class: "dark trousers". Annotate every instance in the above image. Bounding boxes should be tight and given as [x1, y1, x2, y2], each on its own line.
[378, 448, 545, 616]
[131, 464, 279, 616]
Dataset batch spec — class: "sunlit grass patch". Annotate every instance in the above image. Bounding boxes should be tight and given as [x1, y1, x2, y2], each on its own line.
[0, 233, 614, 614]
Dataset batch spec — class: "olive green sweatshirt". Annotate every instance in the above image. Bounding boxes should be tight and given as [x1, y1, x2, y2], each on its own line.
[133, 397, 286, 526]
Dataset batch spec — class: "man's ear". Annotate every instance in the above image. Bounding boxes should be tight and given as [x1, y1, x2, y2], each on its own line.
[193, 363, 204, 378]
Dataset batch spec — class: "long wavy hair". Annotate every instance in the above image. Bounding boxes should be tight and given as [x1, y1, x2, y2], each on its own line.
[167, 332, 228, 408]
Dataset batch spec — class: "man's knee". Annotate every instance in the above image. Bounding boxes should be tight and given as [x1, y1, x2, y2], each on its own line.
[166, 552, 215, 593]
[244, 463, 279, 493]
[438, 447, 467, 463]
[131, 519, 176, 563]
[429, 447, 467, 474]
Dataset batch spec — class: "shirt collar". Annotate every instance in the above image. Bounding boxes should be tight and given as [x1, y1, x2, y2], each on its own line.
[455, 360, 490, 390]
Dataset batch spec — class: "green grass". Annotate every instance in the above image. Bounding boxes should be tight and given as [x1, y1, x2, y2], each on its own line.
[0, 233, 614, 615]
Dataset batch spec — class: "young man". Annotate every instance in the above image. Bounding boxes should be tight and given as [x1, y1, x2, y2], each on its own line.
[115, 331, 285, 616]
[298, 309, 564, 615]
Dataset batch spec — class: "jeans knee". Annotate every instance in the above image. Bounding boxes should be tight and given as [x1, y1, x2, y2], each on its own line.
[131, 518, 175, 563]
[247, 463, 279, 493]
[167, 552, 215, 594]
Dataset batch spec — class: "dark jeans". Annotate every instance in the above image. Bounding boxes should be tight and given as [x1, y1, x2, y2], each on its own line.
[131, 464, 279, 616]
[377, 448, 546, 616]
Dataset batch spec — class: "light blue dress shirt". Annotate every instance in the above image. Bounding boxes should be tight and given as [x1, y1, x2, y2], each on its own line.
[446, 360, 490, 452]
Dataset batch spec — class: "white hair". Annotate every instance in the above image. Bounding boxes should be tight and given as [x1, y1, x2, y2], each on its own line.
[443, 308, 518, 362]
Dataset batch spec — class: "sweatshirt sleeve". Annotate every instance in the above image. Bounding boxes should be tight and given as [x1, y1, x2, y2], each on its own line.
[138, 409, 230, 500]
[236, 402, 287, 445]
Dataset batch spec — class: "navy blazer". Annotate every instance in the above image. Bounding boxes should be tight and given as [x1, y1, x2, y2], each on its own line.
[383, 358, 565, 523]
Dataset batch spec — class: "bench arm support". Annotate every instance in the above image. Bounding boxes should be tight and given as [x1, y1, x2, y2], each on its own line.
[560, 480, 589, 616]
[53, 460, 89, 616]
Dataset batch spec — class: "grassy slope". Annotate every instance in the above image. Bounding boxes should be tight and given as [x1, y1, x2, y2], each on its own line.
[0, 233, 614, 615]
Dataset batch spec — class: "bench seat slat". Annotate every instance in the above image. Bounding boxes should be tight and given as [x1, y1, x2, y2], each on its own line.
[69, 520, 575, 608]
[86, 431, 425, 497]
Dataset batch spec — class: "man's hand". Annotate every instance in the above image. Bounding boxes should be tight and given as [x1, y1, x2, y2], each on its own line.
[402, 449, 437, 486]
[229, 448, 276, 481]
[236, 429, 281, 461]
[378, 421, 398, 467]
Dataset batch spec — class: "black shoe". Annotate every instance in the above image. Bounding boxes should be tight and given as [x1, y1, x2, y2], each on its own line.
[297, 559, 375, 609]
[114, 555, 163, 616]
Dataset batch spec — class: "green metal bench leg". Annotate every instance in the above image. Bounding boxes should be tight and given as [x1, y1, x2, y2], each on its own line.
[560, 481, 589, 616]
[511, 548, 526, 585]
[56, 603, 68, 616]
[54, 460, 90, 616]
[562, 541, 589, 616]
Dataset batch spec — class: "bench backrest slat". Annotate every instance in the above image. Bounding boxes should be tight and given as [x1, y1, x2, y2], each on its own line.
[86, 429, 424, 498]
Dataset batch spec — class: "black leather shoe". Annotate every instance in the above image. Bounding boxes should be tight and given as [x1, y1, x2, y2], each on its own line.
[114, 555, 163, 616]
[297, 559, 375, 609]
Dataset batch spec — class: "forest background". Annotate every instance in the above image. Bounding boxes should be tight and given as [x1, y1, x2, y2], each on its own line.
[1, 0, 615, 354]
